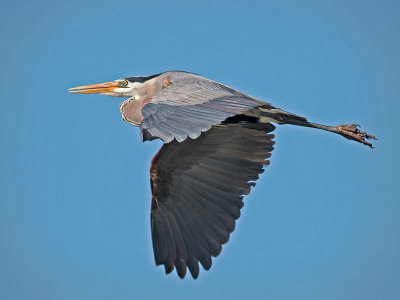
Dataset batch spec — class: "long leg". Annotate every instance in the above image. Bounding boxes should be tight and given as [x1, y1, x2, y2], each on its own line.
[253, 107, 377, 148]
[281, 118, 376, 148]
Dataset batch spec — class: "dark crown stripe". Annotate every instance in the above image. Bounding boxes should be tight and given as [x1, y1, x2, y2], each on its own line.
[125, 73, 163, 83]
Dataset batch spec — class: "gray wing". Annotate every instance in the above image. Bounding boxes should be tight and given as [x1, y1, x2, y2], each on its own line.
[140, 72, 268, 143]
[149, 120, 275, 278]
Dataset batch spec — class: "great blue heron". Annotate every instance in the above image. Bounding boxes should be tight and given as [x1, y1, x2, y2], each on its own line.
[69, 71, 375, 279]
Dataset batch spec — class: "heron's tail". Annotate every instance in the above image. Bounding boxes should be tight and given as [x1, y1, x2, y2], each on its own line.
[249, 105, 308, 125]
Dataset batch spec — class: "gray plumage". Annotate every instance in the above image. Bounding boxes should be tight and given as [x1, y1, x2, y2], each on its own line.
[120, 71, 302, 143]
[69, 70, 376, 279]
[150, 120, 275, 278]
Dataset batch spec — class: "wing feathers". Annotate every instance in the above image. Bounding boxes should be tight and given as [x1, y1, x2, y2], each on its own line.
[150, 120, 275, 278]
[139, 73, 267, 142]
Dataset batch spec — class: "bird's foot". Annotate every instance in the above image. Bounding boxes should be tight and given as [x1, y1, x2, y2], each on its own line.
[336, 124, 376, 148]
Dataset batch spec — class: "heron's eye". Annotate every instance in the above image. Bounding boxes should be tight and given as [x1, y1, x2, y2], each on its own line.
[121, 80, 128, 86]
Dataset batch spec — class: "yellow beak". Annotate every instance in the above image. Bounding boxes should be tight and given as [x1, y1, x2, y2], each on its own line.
[68, 81, 120, 94]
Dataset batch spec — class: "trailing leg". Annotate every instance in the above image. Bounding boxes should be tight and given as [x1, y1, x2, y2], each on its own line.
[252, 106, 376, 148]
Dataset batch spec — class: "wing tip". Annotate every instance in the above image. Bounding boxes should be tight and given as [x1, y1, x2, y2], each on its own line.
[164, 259, 174, 274]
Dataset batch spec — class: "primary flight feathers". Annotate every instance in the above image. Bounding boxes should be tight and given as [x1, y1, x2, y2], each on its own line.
[69, 71, 375, 278]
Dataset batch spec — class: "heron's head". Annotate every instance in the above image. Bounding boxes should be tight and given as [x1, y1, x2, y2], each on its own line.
[68, 75, 159, 98]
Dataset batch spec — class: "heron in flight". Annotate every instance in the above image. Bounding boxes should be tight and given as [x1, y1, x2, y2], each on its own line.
[69, 71, 375, 279]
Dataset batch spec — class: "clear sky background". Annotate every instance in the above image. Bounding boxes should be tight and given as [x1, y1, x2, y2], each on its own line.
[1, 0, 399, 299]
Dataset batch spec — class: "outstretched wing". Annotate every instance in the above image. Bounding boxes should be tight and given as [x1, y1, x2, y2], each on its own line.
[139, 72, 268, 143]
[149, 119, 275, 278]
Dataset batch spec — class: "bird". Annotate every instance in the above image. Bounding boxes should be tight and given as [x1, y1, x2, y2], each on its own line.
[69, 71, 375, 279]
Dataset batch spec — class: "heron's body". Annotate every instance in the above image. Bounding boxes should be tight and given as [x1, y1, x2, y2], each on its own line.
[118, 71, 300, 142]
[69, 71, 375, 279]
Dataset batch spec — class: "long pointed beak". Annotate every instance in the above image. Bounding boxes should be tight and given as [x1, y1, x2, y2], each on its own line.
[68, 81, 120, 94]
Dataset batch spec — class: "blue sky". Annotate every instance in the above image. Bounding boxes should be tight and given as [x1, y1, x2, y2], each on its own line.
[1, 0, 399, 299]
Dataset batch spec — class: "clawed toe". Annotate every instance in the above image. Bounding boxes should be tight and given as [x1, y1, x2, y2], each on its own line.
[337, 124, 376, 148]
